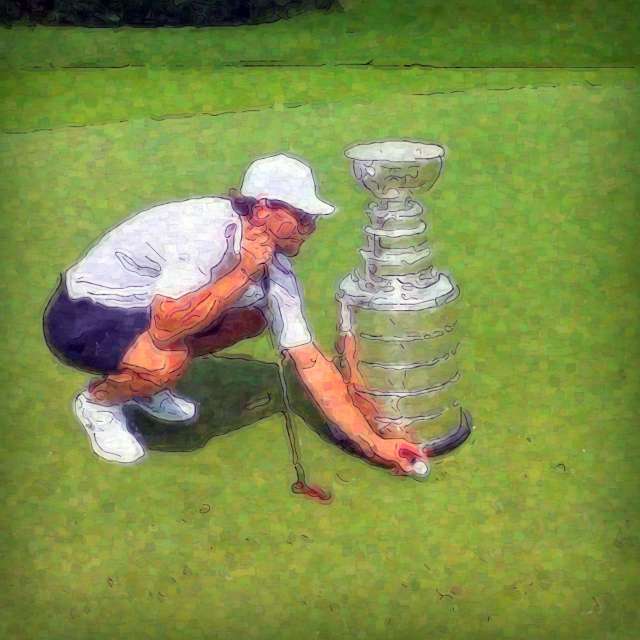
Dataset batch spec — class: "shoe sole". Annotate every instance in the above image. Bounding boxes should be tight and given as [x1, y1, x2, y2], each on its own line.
[74, 396, 146, 464]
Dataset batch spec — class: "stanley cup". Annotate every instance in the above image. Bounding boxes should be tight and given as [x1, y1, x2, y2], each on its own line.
[336, 140, 472, 456]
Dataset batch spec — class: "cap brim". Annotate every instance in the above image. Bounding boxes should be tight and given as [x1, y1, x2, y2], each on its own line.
[304, 199, 335, 216]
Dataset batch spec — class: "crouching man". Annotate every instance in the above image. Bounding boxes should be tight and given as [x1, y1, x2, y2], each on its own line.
[44, 154, 428, 474]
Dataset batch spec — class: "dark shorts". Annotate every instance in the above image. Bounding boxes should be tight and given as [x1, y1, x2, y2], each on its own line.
[43, 276, 152, 374]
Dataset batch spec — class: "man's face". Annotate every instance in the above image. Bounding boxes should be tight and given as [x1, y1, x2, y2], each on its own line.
[263, 201, 317, 256]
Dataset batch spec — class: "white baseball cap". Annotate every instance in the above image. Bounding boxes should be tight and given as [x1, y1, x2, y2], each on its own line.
[240, 154, 335, 216]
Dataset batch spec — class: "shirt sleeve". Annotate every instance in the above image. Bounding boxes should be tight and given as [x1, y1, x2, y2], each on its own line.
[264, 254, 313, 351]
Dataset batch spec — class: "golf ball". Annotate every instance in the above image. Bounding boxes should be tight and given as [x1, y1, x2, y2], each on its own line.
[413, 461, 429, 476]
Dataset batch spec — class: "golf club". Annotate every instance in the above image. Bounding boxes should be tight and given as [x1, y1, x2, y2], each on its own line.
[276, 359, 332, 503]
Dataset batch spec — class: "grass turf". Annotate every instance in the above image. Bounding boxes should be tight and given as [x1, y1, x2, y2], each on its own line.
[1, 0, 639, 69]
[0, 52, 639, 640]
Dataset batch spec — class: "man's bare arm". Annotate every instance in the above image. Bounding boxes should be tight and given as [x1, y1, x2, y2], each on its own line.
[285, 342, 428, 473]
[149, 226, 274, 348]
[149, 266, 255, 348]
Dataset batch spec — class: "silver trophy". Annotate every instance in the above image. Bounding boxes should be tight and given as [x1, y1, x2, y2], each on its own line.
[336, 140, 472, 455]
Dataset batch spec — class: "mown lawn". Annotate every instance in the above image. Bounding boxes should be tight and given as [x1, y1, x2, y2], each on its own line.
[1, 0, 639, 69]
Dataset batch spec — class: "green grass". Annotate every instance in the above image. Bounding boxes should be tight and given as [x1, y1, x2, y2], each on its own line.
[1, 66, 637, 134]
[1, 0, 640, 69]
[1, 60, 639, 639]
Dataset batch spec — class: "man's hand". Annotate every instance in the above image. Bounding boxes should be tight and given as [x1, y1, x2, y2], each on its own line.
[240, 225, 275, 279]
[357, 434, 429, 475]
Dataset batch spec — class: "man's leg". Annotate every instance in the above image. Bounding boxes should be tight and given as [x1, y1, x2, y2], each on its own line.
[75, 307, 266, 463]
[186, 307, 268, 358]
[77, 332, 196, 463]
[44, 280, 167, 463]
[73, 332, 191, 463]
[88, 331, 191, 404]
[88, 307, 266, 412]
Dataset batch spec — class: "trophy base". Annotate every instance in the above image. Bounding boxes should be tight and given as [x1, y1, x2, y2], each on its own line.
[325, 406, 472, 463]
[421, 407, 472, 458]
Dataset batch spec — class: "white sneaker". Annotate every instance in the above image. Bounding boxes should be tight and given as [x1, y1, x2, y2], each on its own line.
[74, 391, 145, 464]
[129, 389, 197, 423]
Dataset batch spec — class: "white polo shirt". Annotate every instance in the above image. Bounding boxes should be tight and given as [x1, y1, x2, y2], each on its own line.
[66, 197, 313, 351]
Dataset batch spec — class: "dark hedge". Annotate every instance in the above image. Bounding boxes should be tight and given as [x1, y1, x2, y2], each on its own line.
[0, 0, 337, 26]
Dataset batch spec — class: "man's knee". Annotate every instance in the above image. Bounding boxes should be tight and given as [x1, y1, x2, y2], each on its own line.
[237, 307, 268, 338]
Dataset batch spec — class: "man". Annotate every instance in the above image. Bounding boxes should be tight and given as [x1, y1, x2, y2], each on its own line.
[44, 153, 428, 474]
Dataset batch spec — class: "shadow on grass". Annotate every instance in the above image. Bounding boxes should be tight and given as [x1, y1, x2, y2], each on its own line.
[127, 354, 344, 454]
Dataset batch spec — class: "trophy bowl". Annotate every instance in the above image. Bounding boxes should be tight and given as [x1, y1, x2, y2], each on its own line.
[345, 140, 444, 203]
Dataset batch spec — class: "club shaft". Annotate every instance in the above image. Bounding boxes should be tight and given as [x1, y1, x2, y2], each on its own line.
[277, 360, 306, 485]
